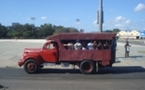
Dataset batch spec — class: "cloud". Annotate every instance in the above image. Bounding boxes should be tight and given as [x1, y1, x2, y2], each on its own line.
[134, 3, 145, 12]
[41, 16, 47, 20]
[94, 16, 145, 30]
[102, 16, 133, 30]
[114, 16, 131, 28]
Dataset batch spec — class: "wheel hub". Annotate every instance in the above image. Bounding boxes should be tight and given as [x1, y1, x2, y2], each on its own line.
[27, 63, 35, 71]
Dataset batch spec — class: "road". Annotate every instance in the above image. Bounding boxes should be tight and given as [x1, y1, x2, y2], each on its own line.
[0, 67, 145, 90]
[0, 78, 145, 90]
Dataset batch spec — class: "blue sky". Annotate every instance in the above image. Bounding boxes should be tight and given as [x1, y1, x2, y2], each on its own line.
[0, 0, 145, 32]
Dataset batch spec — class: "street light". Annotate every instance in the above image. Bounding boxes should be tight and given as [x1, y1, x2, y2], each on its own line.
[31, 17, 35, 25]
[76, 19, 80, 31]
[31, 17, 36, 38]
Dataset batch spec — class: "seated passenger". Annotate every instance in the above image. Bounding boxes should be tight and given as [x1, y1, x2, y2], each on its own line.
[74, 40, 82, 50]
[103, 42, 110, 49]
[63, 43, 68, 49]
[82, 46, 87, 50]
[82, 41, 87, 50]
[97, 42, 102, 49]
[67, 42, 74, 50]
[93, 41, 97, 50]
[87, 41, 94, 50]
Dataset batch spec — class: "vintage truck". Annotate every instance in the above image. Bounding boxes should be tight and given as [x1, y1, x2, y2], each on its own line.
[18, 33, 117, 74]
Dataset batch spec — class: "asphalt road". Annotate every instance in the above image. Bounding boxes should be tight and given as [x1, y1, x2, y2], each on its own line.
[1, 66, 145, 79]
[0, 67, 145, 90]
[0, 78, 145, 90]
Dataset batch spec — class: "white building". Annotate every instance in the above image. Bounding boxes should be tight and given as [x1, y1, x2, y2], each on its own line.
[117, 30, 140, 39]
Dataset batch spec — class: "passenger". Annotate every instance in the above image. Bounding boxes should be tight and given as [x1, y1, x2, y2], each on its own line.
[103, 41, 109, 49]
[67, 42, 74, 50]
[63, 43, 68, 49]
[82, 41, 87, 50]
[74, 40, 82, 50]
[82, 47, 86, 50]
[93, 41, 97, 50]
[97, 41, 102, 49]
[87, 41, 94, 50]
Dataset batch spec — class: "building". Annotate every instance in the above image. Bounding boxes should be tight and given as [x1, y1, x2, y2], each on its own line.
[117, 30, 140, 39]
[12, 23, 20, 27]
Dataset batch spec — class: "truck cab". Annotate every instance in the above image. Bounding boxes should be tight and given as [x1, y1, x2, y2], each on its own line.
[41, 40, 59, 63]
[18, 40, 59, 74]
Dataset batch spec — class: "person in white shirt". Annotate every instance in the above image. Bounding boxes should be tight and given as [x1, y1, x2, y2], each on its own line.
[87, 41, 94, 50]
[74, 40, 82, 50]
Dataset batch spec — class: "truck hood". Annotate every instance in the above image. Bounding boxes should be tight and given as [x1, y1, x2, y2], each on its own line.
[24, 48, 42, 54]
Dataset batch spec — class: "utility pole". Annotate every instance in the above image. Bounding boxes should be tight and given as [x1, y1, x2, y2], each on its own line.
[97, 0, 103, 32]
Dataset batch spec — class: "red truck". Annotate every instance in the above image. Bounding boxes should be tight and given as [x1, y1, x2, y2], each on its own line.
[18, 33, 117, 74]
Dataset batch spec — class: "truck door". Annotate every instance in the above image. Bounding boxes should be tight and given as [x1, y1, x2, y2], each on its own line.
[42, 42, 58, 63]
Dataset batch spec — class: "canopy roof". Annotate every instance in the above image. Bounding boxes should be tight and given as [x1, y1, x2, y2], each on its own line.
[47, 33, 117, 40]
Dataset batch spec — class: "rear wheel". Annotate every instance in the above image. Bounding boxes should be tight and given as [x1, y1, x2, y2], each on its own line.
[24, 59, 39, 74]
[80, 60, 95, 74]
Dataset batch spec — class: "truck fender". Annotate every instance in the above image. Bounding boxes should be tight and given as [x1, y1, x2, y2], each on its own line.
[24, 55, 42, 66]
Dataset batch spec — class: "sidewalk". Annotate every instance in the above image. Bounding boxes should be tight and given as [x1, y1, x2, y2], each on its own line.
[0, 39, 145, 69]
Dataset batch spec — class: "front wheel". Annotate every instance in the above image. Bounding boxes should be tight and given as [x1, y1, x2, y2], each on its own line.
[80, 60, 95, 74]
[24, 59, 39, 74]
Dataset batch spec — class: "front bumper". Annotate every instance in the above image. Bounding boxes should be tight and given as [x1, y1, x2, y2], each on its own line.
[18, 59, 24, 67]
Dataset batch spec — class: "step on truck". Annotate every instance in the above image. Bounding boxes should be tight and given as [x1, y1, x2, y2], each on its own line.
[18, 33, 117, 74]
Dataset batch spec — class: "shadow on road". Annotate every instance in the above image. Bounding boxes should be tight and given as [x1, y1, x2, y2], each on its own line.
[39, 66, 145, 74]
[40, 68, 81, 74]
[97, 66, 145, 74]
[117, 55, 145, 58]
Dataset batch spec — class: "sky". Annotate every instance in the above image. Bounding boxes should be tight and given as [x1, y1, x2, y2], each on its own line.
[0, 0, 145, 32]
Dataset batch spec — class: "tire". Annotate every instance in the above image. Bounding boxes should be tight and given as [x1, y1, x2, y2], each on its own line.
[80, 60, 95, 74]
[24, 59, 39, 74]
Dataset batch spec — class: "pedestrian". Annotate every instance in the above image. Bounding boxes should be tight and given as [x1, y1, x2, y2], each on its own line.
[124, 41, 131, 58]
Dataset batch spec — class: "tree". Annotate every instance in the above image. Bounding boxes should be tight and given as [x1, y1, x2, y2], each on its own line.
[113, 28, 120, 33]
[103, 30, 112, 32]
[53, 26, 65, 34]
[39, 23, 54, 38]
[67, 27, 79, 33]
[11, 24, 23, 38]
[0, 23, 80, 39]
[23, 24, 33, 38]
[7, 31, 13, 38]
[53, 26, 79, 34]
[12, 31, 21, 38]
[0, 24, 8, 38]
[23, 31, 33, 38]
